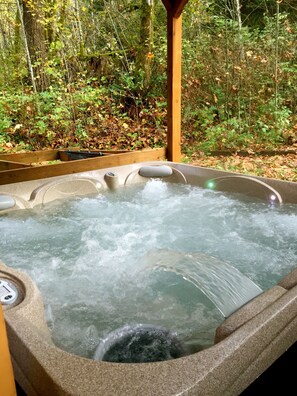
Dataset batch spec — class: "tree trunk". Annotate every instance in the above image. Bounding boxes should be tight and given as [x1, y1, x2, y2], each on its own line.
[74, 0, 84, 55]
[22, 0, 50, 91]
[233, 0, 242, 30]
[137, 0, 155, 88]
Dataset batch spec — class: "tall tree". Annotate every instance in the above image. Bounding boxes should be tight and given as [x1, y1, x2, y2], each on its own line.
[137, 0, 155, 88]
[22, 0, 50, 91]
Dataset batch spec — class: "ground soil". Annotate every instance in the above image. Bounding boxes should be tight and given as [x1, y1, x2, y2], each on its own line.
[188, 148, 297, 182]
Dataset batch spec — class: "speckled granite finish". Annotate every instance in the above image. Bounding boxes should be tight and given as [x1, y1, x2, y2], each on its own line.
[215, 286, 287, 342]
[0, 161, 295, 211]
[278, 268, 297, 290]
[1, 163, 297, 395]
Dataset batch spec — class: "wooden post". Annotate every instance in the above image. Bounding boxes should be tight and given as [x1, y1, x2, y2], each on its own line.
[167, 10, 182, 162]
[0, 305, 16, 396]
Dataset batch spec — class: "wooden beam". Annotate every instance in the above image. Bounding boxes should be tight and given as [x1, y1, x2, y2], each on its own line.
[0, 160, 31, 171]
[0, 149, 60, 164]
[0, 149, 166, 185]
[161, 1, 188, 162]
[161, 1, 189, 17]
[173, 0, 189, 17]
[0, 304, 17, 396]
[167, 10, 182, 162]
[161, 0, 171, 12]
[0, 149, 129, 164]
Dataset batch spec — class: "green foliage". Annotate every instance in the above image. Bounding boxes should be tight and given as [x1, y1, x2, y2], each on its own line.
[0, 1, 296, 153]
[0, 82, 167, 151]
[181, 6, 297, 154]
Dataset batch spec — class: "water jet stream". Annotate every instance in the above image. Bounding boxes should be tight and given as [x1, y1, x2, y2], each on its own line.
[147, 249, 263, 317]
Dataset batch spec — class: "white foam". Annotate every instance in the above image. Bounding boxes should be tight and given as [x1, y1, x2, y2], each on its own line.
[0, 180, 296, 358]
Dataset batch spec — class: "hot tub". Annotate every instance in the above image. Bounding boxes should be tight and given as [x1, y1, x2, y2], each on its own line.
[1, 161, 297, 395]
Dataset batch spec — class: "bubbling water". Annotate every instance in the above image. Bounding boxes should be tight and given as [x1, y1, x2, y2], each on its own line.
[0, 179, 296, 360]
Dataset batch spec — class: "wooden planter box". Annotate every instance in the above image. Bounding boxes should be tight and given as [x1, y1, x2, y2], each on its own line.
[0, 148, 166, 185]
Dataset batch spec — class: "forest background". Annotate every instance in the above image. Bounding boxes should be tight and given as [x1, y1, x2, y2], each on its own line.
[0, 0, 296, 180]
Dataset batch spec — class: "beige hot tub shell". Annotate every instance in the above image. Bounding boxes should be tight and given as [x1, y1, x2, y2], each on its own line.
[1, 161, 297, 395]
